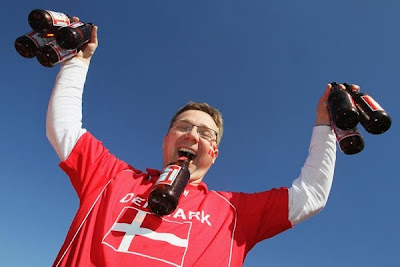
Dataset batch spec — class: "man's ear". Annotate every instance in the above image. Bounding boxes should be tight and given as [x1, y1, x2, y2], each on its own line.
[212, 149, 219, 164]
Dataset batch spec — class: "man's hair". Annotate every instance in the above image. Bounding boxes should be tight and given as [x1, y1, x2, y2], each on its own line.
[169, 102, 224, 145]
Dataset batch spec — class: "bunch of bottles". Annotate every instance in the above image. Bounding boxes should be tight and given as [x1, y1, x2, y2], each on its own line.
[328, 82, 391, 155]
[15, 9, 93, 67]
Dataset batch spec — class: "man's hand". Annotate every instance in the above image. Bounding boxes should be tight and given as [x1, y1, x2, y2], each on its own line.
[71, 17, 98, 66]
[315, 83, 360, 126]
[315, 84, 333, 126]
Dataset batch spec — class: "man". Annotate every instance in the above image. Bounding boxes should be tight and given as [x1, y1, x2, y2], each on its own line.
[47, 25, 338, 266]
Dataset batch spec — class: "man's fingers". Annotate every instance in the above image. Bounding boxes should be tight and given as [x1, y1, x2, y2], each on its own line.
[91, 25, 98, 44]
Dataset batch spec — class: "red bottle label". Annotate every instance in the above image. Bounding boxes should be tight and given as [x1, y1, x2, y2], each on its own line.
[26, 31, 52, 47]
[155, 165, 182, 186]
[349, 95, 357, 109]
[361, 95, 383, 111]
[69, 21, 85, 29]
[331, 122, 362, 142]
[47, 10, 71, 27]
[48, 40, 77, 61]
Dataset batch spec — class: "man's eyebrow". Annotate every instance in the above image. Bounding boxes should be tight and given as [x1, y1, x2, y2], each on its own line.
[178, 119, 212, 128]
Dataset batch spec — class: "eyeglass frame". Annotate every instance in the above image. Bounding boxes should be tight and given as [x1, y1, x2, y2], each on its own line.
[171, 119, 218, 142]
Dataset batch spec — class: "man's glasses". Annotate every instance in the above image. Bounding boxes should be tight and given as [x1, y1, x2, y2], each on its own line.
[172, 120, 218, 142]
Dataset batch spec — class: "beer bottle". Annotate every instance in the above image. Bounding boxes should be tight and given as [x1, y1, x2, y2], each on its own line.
[148, 152, 194, 216]
[15, 31, 54, 58]
[331, 122, 365, 155]
[28, 9, 72, 33]
[344, 83, 391, 134]
[36, 40, 77, 67]
[328, 82, 359, 130]
[56, 22, 93, 50]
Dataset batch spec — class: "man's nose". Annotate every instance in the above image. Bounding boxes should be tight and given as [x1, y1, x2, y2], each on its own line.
[185, 126, 200, 142]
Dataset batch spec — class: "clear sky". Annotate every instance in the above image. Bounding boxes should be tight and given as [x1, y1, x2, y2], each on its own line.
[1, 1, 399, 266]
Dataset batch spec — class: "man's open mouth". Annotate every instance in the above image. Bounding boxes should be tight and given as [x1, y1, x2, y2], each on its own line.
[178, 147, 197, 160]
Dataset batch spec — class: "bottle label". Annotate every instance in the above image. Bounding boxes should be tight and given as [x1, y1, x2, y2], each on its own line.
[331, 122, 362, 142]
[26, 32, 53, 48]
[155, 165, 182, 186]
[48, 40, 77, 61]
[69, 21, 85, 28]
[349, 94, 357, 109]
[46, 10, 71, 27]
[361, 95, 383, 111]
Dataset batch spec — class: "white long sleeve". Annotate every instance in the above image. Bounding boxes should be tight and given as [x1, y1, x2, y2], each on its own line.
[288, 126, 336, 225]
[46, 58, 88, 161]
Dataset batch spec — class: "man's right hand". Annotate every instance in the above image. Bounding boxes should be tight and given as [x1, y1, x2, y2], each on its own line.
[72, 17, 98, 66]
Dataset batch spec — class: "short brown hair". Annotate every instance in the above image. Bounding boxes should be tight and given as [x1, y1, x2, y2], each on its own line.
[169, 102, 223, 145]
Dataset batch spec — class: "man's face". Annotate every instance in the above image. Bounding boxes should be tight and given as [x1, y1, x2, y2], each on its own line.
[162, 110, 219, 185]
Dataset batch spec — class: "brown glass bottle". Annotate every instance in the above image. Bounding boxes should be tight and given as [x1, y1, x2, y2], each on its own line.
[148, 153, 194, 216]
[15, 31, 54, 58]
[56, 22, 93, 50]
[331, 122, 364, 155]
[328, 82, 359, 130]
[28, 9, 72, 33]
[344, 83, 391, 134]
[36, 40, 77, 67]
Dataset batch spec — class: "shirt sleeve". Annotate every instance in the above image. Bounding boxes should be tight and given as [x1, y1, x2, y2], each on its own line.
[46, 58, 88, 161]
[288, 125, 337, 225]
[228, 188, 293, 250]
[59, 132, 131, 201]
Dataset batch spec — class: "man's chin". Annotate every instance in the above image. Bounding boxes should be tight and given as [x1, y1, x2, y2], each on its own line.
[188, 176, 203, 186]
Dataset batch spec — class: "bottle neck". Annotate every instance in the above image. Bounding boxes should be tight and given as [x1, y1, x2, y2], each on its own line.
[178, 151, 194, 160]
[176, 151, 194, 166]
[343, 83, 359, 96]
[177, 156, 189, 162]
[330, 82, 342, 92]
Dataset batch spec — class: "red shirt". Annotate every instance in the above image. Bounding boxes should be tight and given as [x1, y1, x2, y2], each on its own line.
[54, 132, 292, 267]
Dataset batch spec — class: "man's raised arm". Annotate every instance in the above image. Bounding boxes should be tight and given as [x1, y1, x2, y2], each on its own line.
[46, 25, 98, 161]
[288, 84, 338, 225]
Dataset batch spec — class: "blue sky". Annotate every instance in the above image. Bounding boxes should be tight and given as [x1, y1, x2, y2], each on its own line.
[1, 1, 399, 266]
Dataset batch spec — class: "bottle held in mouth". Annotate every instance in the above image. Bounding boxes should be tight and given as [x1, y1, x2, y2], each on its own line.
[328, 82, 359, 130]
[344, 83, 391, 134]
[148, 152, 194, 216]
[28, 9, 72, 33]
[15, 31, 54, 58]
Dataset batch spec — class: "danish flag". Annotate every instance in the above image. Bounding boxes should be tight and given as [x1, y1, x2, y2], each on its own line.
[208, 142, 217, 158]
[102, 207, 192, 267]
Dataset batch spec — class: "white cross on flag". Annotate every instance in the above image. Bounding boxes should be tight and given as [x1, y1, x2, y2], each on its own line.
[102, 207, 192, 267]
